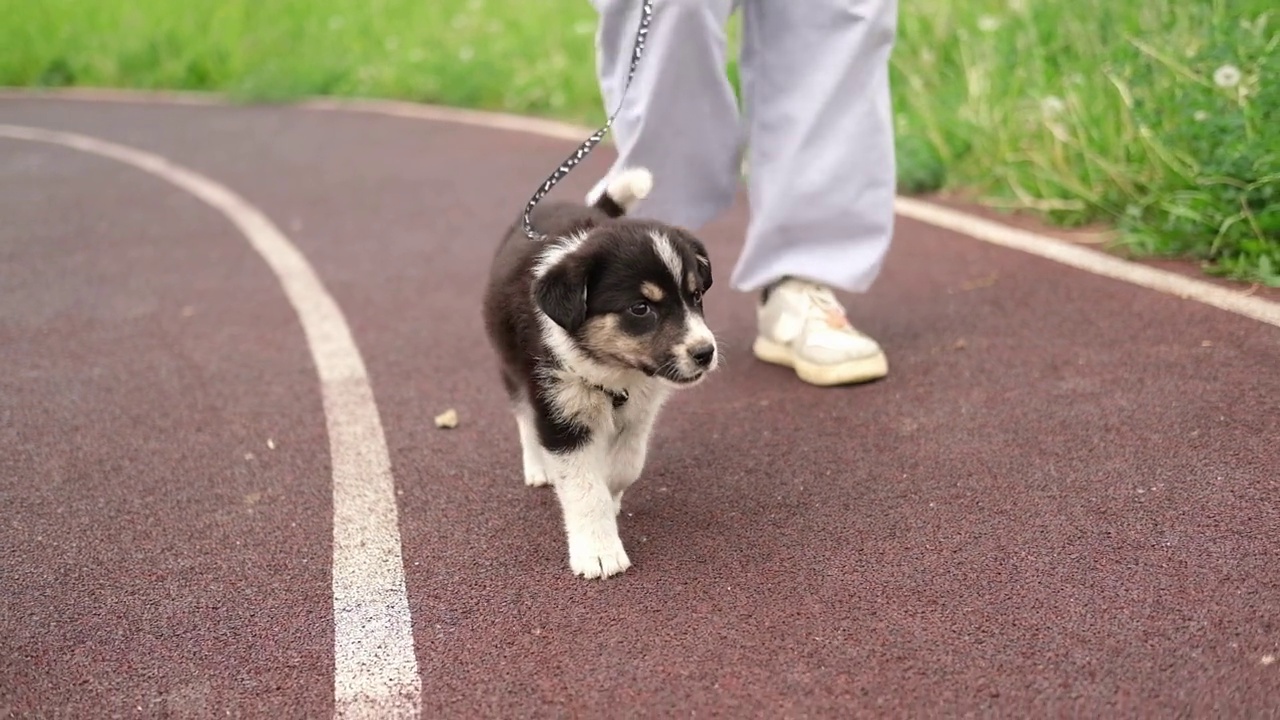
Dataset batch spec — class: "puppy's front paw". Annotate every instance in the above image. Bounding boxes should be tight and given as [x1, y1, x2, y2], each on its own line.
[568, 535, 631, 579]
[524, 467, 551, 487]
[523, 451, 551, 487]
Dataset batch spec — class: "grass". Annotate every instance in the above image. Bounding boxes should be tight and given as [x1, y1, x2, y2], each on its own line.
[4, 0, 1277, 286]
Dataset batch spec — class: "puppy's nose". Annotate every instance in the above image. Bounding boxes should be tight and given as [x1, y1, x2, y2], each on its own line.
[690, 344, 716, 368]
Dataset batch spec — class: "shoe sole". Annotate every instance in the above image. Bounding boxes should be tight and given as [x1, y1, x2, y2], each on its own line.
[752, 336, 889, 386]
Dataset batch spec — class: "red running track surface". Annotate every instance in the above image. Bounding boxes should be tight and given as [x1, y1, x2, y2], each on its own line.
[2, 97, 1277, 718]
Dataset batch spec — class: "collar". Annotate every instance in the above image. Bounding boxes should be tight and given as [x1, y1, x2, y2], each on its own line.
[543, 359, 630, 409]
[591, 383, 629, 408]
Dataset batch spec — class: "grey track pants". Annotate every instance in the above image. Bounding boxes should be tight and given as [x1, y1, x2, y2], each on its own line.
[587, 0, 899, 294]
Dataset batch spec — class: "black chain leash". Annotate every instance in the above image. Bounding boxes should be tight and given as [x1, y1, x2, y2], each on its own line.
[519, 0, 654, 241]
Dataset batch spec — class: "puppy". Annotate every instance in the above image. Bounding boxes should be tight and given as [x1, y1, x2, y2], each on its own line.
[482, 167, 718, 579]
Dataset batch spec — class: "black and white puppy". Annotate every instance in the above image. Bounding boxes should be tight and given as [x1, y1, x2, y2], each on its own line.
[482, 167, 718, 579]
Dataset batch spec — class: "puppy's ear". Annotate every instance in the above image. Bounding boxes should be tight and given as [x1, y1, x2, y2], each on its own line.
[534, 257, 590, 332]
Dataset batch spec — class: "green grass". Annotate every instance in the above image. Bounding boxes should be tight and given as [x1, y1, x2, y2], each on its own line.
[4, 0, 1277, 285]
[891, 0, 1279, 286]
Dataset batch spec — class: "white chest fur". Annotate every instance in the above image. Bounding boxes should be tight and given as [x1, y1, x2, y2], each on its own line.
[543, 370, 669, 440]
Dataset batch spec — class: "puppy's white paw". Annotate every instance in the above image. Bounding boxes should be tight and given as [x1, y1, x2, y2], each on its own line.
[612, 490, 625, 516]
[568, 535, 631, 579]
[524, 467, 551, 488]
[522, 447, 551, 487]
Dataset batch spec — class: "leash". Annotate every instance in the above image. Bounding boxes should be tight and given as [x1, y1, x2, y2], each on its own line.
[519, 0, 654, 241]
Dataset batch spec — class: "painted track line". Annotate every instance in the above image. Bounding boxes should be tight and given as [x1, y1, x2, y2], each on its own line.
[4, 88, 1273, 330]
[304, 96, 1280, 330]
[0, 124, 420, 718]
[892, 197, 1280, 329]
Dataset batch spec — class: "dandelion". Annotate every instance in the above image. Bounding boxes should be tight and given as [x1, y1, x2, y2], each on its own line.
[1193, 110, 1209, 122]
[1213, 64, 1242, 88]
[573, 20, 594, 36]
[977, 15, 1001, 33]
[1040, 95, 1066, 117]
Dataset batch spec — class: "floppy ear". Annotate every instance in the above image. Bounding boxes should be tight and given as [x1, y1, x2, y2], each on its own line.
[534, 257, 590, 332]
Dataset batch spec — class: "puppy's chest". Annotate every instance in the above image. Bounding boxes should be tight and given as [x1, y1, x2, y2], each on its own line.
[546, 378, 658, 435]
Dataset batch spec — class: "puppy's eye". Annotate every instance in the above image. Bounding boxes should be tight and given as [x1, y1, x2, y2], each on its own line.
[629, 301, 652, 317]
[692, 290, 703, 305]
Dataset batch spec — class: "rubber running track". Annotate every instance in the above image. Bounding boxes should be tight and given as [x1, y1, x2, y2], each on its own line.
[2, 96, 1278, 719]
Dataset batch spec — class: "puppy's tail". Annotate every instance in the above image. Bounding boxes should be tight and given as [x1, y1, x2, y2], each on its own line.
[590, 167, 653, 218]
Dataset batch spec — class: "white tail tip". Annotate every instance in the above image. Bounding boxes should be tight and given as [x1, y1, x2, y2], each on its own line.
[607, 167, 653, 209]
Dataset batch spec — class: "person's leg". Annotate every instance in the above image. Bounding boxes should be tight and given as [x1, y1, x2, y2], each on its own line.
[587, 0, 743, 231]
[736, 0, 899, 386]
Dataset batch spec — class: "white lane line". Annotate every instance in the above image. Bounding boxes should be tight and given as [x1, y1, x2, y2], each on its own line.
[295, 96, 1280, 331]
[891, 197, 1280, 329]
[324, 98, 1280, 331]
[0, 124, 421, 718]
[6, 87, 1280, 327]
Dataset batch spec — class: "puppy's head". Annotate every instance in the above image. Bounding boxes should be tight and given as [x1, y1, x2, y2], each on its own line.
[532, 221, 718, 386]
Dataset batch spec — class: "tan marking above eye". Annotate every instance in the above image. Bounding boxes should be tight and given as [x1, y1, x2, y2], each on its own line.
[686, 273, 697, 293]
[641, 281, 665, 302]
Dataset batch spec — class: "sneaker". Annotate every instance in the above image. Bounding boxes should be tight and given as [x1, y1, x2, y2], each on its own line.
[752, 278, 888, 386]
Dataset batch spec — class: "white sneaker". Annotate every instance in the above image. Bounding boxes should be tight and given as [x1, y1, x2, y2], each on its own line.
[752, 278, 888, 386]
